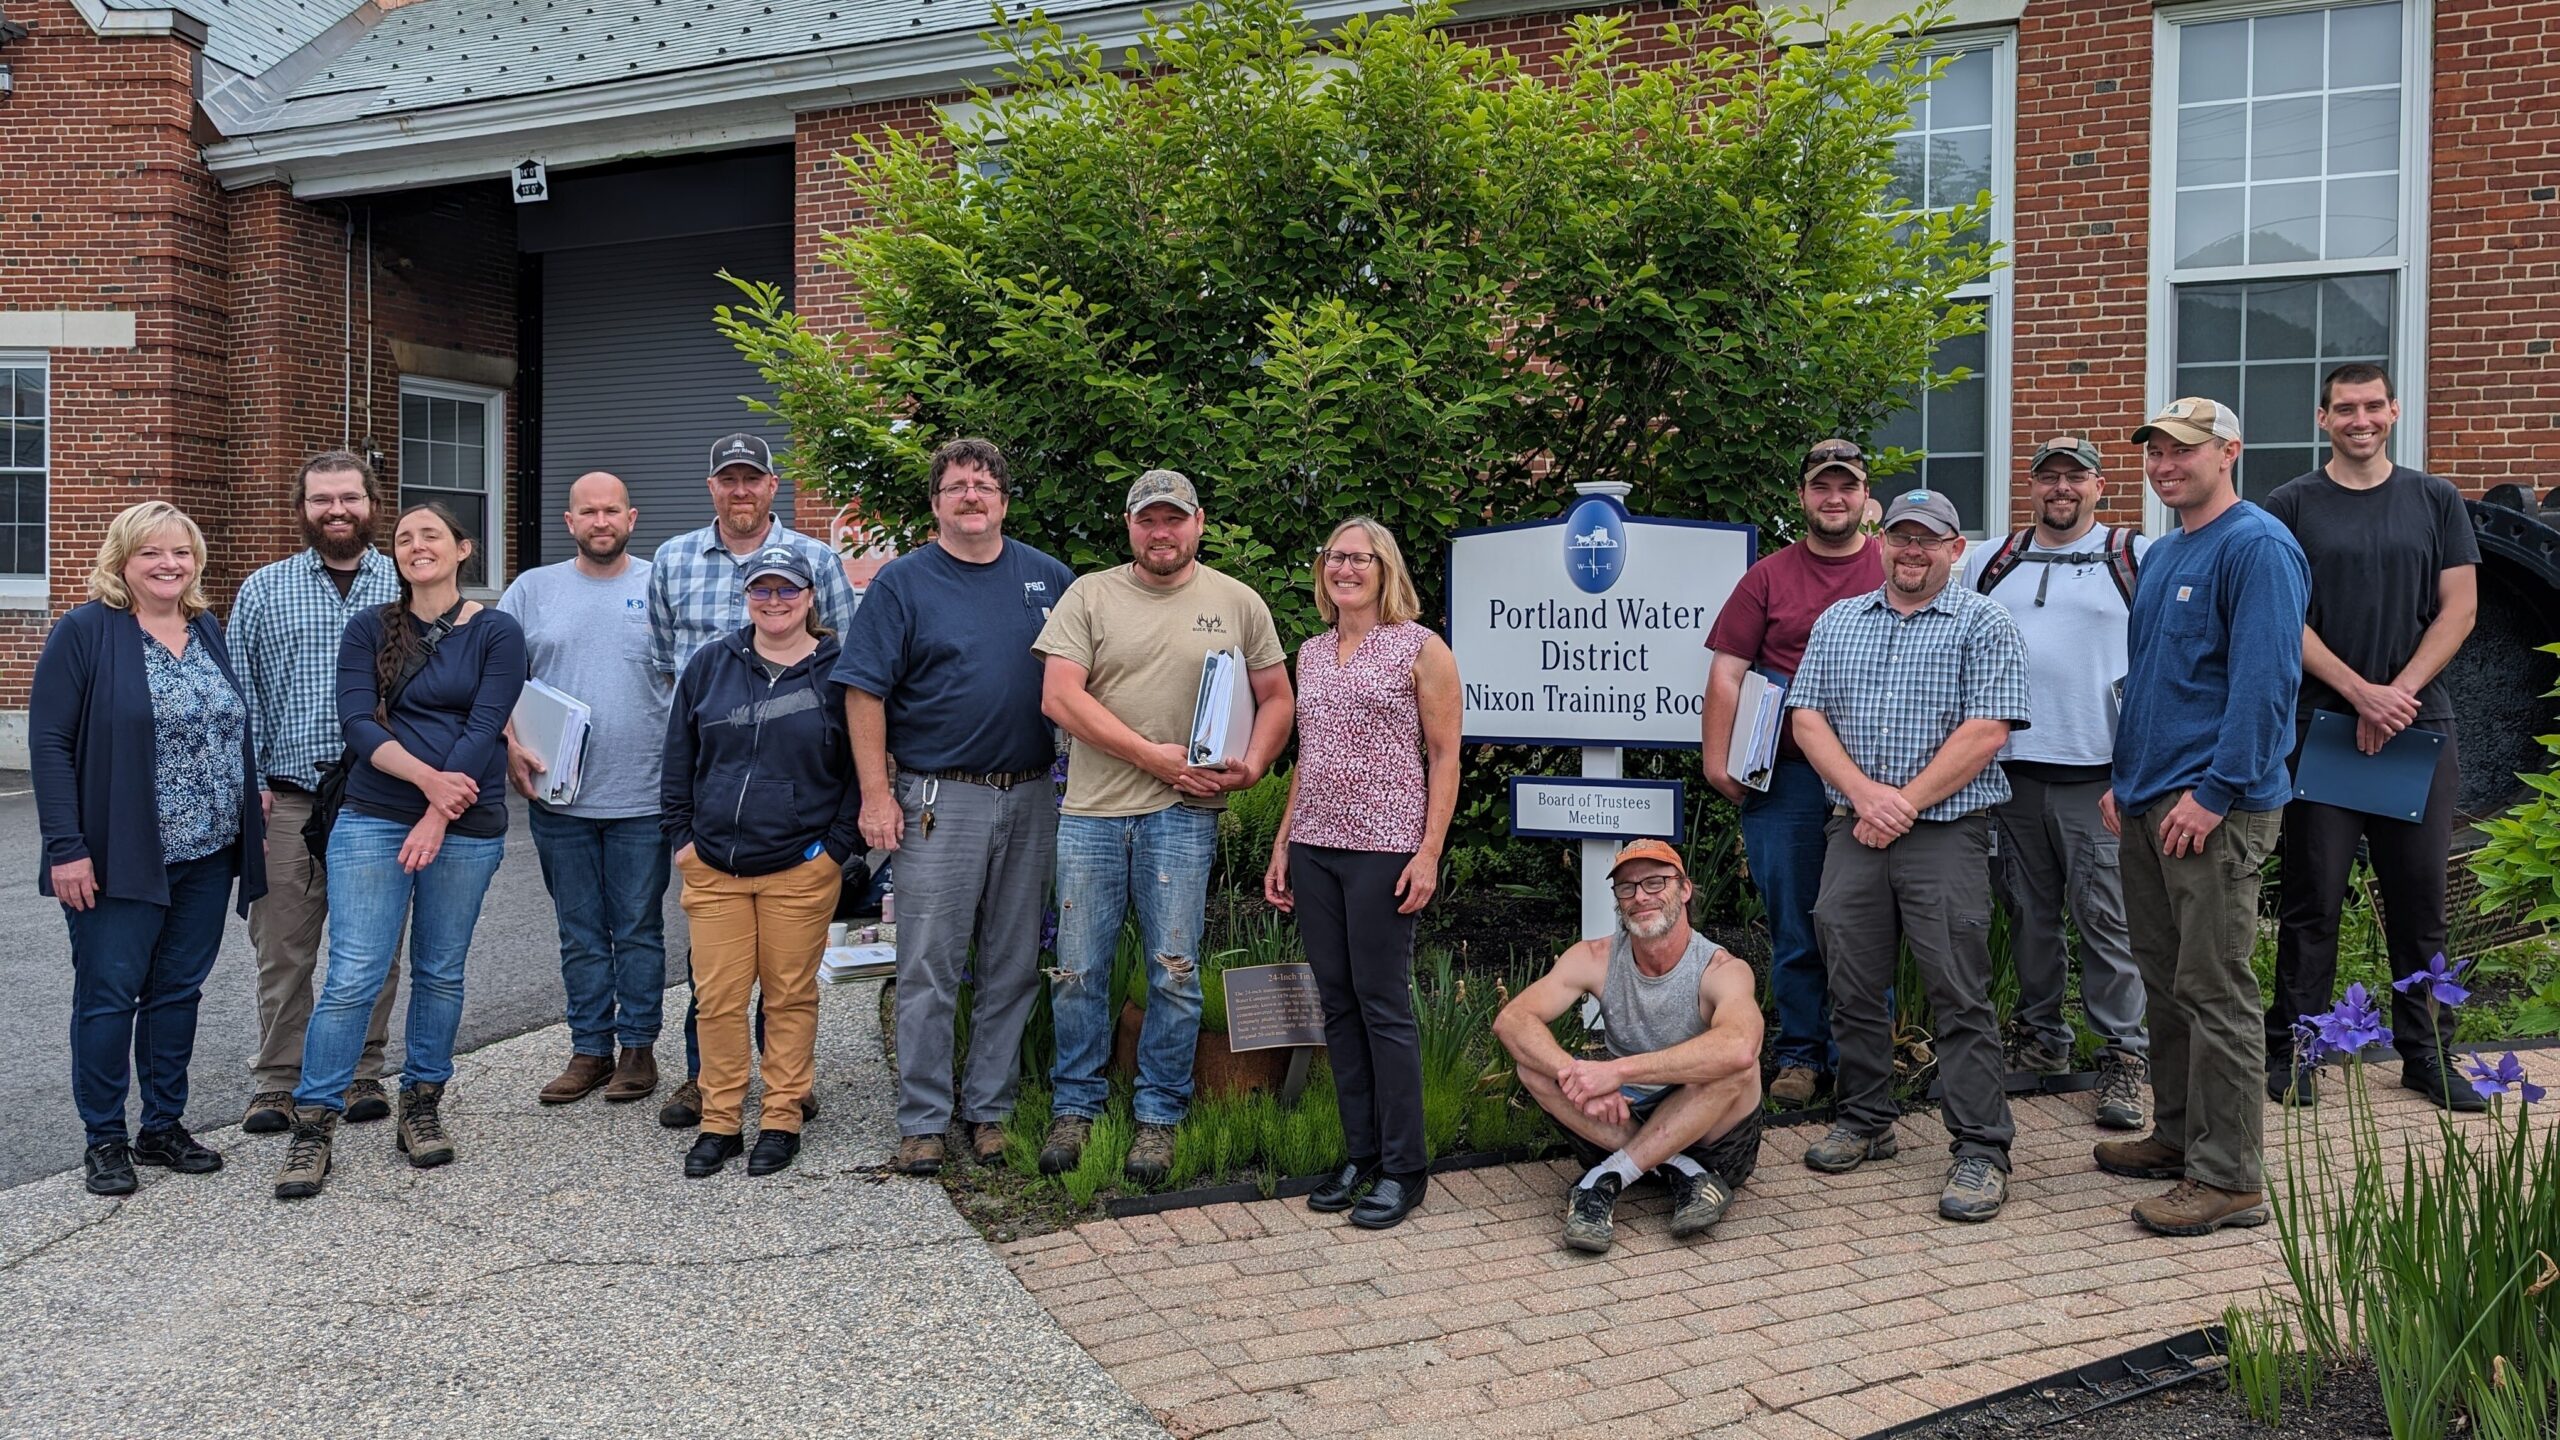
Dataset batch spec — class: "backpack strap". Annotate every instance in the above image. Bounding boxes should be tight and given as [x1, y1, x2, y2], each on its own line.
[2104, 528, 2141, 608]
[1973, 528, 2035, 595]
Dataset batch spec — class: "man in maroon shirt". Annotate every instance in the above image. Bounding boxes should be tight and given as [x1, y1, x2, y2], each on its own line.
[1702, 439, 1885, 1107]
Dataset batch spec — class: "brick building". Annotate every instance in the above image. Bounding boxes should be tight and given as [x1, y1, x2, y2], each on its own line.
[1, 0, 2553, 771]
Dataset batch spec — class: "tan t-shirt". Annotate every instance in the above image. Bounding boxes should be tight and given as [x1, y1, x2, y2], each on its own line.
[1034, 562, 1287, 817]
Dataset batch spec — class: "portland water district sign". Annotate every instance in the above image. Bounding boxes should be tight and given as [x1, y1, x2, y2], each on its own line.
[1448, 495, 1754, 748]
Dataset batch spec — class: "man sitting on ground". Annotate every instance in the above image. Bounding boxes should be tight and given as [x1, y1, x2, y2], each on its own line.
[1493, 840, 1764, 1255]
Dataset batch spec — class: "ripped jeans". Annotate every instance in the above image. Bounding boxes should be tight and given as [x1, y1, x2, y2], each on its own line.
[1048, 805, 1218, 1126]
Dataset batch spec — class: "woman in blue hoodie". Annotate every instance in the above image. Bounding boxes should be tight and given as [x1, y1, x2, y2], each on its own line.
[663, 544, 862, 1179]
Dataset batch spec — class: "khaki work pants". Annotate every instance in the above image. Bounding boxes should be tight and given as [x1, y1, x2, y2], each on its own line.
[678, 851, 835, 1135]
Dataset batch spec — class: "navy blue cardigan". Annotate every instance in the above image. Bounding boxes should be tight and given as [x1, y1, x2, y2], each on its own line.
[31, 601, 268, 915]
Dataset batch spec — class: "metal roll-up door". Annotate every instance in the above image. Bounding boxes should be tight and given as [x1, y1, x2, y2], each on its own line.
[538, 226, 793, 566]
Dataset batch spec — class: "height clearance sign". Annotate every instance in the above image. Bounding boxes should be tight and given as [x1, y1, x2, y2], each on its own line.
[1449, 496, 1755, 748]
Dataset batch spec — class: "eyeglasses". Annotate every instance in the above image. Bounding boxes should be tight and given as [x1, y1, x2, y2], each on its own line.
[1610, 874, 1678, 900]
[746, 583, 807, 601]
[938, 481, 1004, 498]
[1314, 548, 1379, 572]
[1881, 531, 1958, 550]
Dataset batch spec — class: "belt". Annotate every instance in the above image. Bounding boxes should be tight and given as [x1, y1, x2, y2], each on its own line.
[1829, 805, 1982, 822]
[909, 766, 1050, 791]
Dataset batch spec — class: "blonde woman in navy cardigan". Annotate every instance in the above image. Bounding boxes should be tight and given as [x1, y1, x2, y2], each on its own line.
[31, 502, 266, 1197]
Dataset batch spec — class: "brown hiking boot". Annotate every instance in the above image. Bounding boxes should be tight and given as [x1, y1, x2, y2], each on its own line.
[1125, 1123, 1177, 1186]
[896, 1135, 946, 1175]
[659, 1078, 702, 1129]
[273, 1107, 337, 1200]
[1769, 1066, 1820, 1108]
[2131, 1178, 2269, 1237]
[968, 1121, 1009, 1167]
[343, 1077, 392, 1124]
[243, 1089, 296, 1134]
[603, 1046, 659, 1103]
[1038, 1115, 1092, 1175]
[2093, 1134, 2186, 1180]
[396, 1082, 455, 1168]
[539, 1053, 615, 1106]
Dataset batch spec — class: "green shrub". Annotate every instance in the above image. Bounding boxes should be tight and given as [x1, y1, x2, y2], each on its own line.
[1059, 1107, 1135, 1206]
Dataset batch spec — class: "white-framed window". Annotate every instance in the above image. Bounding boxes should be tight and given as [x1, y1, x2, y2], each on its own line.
[2150, 0, 2427, 507]
[398, 377, 507, 593]
[0, 352, 45, 600]
[1872, 35, 2015, 536]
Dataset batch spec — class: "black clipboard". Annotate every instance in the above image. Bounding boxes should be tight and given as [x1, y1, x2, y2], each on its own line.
[2291, 709, 2443, 822]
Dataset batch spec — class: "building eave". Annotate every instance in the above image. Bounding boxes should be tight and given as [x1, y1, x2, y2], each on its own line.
[66, 0, 209, 44]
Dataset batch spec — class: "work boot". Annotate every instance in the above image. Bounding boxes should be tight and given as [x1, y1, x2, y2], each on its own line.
[343, 1078, 392, 1124]
[1768, 1066, 1820, 1108]
[242, 1090, 296, 1135]
[2094, 1052, 2149, 1131]
[1125, 1123, 1177, 1186]
[2131, 1178, 2269, 1237]
[2402, 1060, 2489, 1114]
[967, 1121, 1009, 1168]
[684, 1132, 743, 1179]
[538, 1053, 615, 1106]
[1037, 1115, 1092, 1176]
[1561, 1172, 1624, 1254]
[1803, 1123, 1898, 1174]
[1662, 1165, 1733, 1239]
[603, 1046, 659, 1103]
[2093, 1133, 2186, 1180]
[2267, 1059, 2319, 1107]
[747, 1129, 801, 1177]
[659, 1078, 703, 1129]
[273, 1108, 337, 1200]
[2015, 1038, 2073, 1076]
[896, 1135, 946, 1176]
[83, 1139, 138, 1197]
[396, 1082, 455, 1169]
[1938, 1156, 2008, 1223]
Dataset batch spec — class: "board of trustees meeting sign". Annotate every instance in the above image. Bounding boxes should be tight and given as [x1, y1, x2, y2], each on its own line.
[1448, 491, 1756, 749]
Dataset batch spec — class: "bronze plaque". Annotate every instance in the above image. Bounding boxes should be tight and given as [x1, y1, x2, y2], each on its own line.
[1221, 963, 1329, 1052]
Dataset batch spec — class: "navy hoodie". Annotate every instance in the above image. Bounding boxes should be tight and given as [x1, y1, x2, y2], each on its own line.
[663, 626, 862, 877]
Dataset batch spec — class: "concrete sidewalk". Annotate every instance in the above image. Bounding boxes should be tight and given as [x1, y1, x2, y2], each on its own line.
[0, 980, 1163, 1440]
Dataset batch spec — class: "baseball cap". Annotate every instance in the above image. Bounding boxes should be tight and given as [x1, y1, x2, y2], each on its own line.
[2131, 397, 2242, 447]
[708, 432, 776, 476]
[741, 544, 814, 590]
[1608, 839, 1688, 881]
[1125, 468, 1200, 516]
[1881, 488, 1962, 537]
[1801, 438, 1869, 483]
[2030, 435, 2102, 473]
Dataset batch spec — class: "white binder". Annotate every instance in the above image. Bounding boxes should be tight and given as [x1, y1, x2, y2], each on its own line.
[1724, 671, 1786, 793]
[510, 678, 592, 807]
[1187, 648, 1256, 769]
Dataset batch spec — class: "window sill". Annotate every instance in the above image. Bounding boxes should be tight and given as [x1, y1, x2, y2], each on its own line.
[0, 585, 50, 612]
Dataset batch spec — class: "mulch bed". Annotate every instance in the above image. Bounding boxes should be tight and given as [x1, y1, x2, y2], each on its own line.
[1887, 1361, 2392, 1440]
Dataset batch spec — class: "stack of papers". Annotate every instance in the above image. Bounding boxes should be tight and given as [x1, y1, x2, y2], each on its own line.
[820, 944, 897, 983]
[1188, 648, 1256, 769]
[509, 679, 592, 807]
[1723, 672, 1786, 793]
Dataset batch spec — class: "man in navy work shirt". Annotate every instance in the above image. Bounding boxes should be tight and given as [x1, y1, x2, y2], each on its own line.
[836, 438, 1074, 1176]
[2095, 397, 2309, 1240]
[1786, 488, 2031, 1225]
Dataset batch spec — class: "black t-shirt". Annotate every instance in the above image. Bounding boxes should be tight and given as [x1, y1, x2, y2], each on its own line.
[2262, 465, 2479, 723]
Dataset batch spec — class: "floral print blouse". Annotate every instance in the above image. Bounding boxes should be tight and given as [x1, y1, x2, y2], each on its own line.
[142, 628, 247, 864]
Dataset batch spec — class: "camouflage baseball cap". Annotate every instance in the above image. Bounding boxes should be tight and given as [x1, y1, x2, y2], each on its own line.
[1800, 438, 1869, 483]
[1125, 468, 1201, 516]
[2131, 397, 2242, 446]
[2030, 435, 2102, 473]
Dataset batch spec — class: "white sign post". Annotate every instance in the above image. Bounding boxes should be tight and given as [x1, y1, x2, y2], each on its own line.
[1448, 481, 1754, 940]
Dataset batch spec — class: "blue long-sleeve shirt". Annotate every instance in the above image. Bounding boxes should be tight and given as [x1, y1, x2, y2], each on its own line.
[338, 606, 528, 837]
[2113, 501, 2309, 817]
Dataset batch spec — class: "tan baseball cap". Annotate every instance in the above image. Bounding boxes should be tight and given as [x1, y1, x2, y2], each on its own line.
[1800, 438, 1869, 483]
[2131, 397, 2242, 446]
[1608, 839, 1688, 880]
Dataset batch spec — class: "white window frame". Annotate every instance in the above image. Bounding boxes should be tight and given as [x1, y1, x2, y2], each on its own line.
[0, 350, 48, 607]
[397, 375, 509, 596]
[2145, 0, 2432, 532]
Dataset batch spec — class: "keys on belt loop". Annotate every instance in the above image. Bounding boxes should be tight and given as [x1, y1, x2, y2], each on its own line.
[918, 777, 940, 839]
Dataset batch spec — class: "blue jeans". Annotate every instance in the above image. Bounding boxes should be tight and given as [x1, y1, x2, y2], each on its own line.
[1741, 759, 1836, 1072]
[1050, 806, 1217, 1126]
[296, 813, 505, 1110]
[63, 848, 235, 1144]
[528, 807, 671, 1055]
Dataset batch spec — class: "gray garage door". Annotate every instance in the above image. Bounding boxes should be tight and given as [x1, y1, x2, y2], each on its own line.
[538, 225, 795, 566]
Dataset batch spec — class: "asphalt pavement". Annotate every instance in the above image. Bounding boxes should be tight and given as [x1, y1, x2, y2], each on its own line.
[0, 773, 686, 1189]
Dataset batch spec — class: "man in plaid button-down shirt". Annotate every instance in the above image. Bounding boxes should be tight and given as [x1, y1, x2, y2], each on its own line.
[1785, 488, 2030, 1225]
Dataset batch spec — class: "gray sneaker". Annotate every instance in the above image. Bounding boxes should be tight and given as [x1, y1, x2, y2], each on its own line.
[1561, 1172, 1624, 1254]
[1939, 1155, 2008, 1223]
[2094, 1052, 2149, 1131]
[1803, 1123, 1897, 1174]
[1662, 1166, 1734, 1239]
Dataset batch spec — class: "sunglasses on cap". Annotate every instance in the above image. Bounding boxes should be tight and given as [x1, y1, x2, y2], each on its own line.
[1801, 440, 1867, 472]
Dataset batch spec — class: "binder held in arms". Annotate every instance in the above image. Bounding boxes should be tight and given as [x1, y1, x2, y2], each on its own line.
[1188, 647, 1257, 769]
[509, 679, 592, 807]
[1723, 671, 1786, 793]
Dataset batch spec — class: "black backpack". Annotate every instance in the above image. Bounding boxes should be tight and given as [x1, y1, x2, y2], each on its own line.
[303, 601, 465, 865]
[1974, 526, 2141, 608]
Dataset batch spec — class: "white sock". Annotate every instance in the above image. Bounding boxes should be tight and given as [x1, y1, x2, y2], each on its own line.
[1662, 1154, 1708, 1179]
[1581, 1151, 1642, 1190]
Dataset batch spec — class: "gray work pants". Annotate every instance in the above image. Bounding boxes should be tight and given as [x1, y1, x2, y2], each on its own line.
[1990, 773, 2147, 1058]
[891, 771, 1058, 1137]
[1812, 813, 2015, 1168]
[247, 787, 399, 1091]
[2119, 798, 2281, 1194]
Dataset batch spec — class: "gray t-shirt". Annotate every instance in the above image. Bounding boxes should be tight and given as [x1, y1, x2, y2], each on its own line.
[497, 559, 671, 819]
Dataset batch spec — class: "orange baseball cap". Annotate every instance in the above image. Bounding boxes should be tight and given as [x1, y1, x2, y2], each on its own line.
[1608, 839, 1688, 879]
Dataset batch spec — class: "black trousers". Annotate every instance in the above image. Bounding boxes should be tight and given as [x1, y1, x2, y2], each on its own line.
[1288, 843, 1427, 1176]
[2266, 720, 2461, 1067]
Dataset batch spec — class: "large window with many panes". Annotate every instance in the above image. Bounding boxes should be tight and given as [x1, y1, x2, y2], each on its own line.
[2153, 0, 2423, 501]
[0, 354, 45, 593]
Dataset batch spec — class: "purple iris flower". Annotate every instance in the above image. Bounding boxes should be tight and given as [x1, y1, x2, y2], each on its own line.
[2464, 1052, 2548, 1105]
[2298, 983, 2392, 1063]
[2391, 952, 2473, 1009]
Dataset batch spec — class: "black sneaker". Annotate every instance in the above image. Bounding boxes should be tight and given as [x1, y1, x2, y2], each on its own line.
[2402, 1059, 2489, 1114]
[1561, 1172, 1623, 1254]
[1661, 1165, 1733, 1239]
[132, 1126, 223, 1174]
[83, 1139, 138, 1197]
[2267, 1060, 2319, 1107]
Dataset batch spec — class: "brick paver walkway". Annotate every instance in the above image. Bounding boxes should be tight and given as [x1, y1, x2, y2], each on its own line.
[1001, 1055, 2550, 1439]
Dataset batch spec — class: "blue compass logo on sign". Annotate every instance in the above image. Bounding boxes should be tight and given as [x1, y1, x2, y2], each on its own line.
[1562, 496, 1627, 595]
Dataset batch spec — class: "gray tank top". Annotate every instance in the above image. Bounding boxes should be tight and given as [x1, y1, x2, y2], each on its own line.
[1599, 929, 1718, 1081]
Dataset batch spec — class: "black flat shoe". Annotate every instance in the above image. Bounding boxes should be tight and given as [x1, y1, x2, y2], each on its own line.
[1349, 1173, 1425, 1230]
[2402, 1059, 2489, 1113]
[132, 1126, 224, 1174]
[83, 1139, 138, 1196]
[747, 1129, 801, 1177]
[684, 1132, 744, 1178]
[1307, 1159, 1380, 1213]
